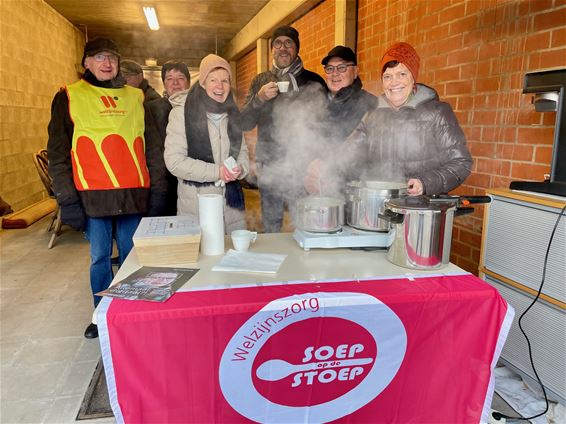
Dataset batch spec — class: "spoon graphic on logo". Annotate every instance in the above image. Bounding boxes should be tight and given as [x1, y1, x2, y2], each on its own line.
[256, 358, 374, 381]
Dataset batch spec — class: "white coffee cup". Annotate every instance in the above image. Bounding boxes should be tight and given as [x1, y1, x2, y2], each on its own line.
[276, 81, 290, 93]
[231, 230, 258, 252]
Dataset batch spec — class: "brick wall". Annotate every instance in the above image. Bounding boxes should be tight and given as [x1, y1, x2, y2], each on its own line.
[236, 49, 259, 168]
[0, 0, 84, 212]
[356, 0, 565, 274]
[293, 0, 336, 76]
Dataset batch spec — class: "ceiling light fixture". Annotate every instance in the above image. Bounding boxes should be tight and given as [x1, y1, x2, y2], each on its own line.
[143, 7, 160, 31]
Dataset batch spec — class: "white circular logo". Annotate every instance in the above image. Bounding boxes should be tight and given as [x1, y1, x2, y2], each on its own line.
[219, 292, 407, 423]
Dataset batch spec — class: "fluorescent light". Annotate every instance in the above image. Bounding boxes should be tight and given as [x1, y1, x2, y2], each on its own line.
[143, 7, 159, 31]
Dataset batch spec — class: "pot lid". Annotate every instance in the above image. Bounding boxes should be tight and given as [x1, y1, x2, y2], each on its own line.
[386, 195, 458, 211]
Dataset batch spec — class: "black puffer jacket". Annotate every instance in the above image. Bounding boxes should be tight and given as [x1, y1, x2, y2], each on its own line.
[240, 66, 327, 165]
[342, 84, 472, 194]
[47, 71, 166, 218]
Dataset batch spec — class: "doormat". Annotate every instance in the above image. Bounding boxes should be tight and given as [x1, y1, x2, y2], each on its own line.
[76, 359, 113, 420]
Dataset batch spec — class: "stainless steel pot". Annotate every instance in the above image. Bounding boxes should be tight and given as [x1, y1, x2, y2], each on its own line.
[295, 196, 344, 233]
[346, 181, 407, 232]
[380, 195, 491, 269]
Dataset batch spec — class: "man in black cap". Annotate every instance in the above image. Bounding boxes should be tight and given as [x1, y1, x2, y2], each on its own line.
[321, 45, 377, 143]
[145, 60, 191, 215]
[241, 25, 327, 233]
[47, 38, 166, 339]
[120, 59, 161, 102]
[304, 46, 377, 194]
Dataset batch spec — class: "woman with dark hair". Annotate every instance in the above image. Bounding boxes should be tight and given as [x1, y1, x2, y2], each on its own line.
[306, 42, 472, 196]
[164, 54, 249, 232]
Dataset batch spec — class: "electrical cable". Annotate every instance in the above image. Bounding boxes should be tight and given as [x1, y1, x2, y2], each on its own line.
[492, 203, 566, 422]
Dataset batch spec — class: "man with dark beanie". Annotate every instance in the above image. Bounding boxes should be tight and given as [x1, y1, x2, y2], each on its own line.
[145, 60, 191, 215]
[47, 38, 166, 339]
[241, 25, 327, 233]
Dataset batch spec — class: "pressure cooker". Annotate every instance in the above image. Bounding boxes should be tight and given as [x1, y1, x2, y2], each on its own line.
[380, 195, 491, 270]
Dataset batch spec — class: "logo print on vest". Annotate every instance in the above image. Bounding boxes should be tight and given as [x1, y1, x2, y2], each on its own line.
[100, 96, 117, 108]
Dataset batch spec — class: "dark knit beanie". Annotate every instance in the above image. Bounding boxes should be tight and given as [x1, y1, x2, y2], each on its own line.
[271, 25, 300, 52]
[380, 42, 420, 81]
[81, 38, 120, 67]
[161, 60, 190, 83]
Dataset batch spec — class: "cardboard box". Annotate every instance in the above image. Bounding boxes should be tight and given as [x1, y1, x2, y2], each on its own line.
[133, 216, 201, 266]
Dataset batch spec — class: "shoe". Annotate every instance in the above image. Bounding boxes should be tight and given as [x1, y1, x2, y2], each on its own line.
[84, 323, 98, 339]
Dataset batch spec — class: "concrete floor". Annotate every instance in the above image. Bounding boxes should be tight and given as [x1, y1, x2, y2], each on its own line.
[0, 213, 519, 423]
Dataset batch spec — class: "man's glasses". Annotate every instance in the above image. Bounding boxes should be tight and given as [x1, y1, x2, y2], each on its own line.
[92, 53, 119, 63]
[273, 39, 295, 49]
[324, 64, 356, 74]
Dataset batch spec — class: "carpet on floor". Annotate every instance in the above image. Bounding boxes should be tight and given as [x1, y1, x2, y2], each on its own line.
[1, 198, 56, 229]
[76, 359, 113, 420]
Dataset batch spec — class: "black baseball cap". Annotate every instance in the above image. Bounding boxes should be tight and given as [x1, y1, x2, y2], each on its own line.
[322, 45, 357, 66]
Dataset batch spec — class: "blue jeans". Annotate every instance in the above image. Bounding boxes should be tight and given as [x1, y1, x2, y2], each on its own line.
[85, 214, 141, 307]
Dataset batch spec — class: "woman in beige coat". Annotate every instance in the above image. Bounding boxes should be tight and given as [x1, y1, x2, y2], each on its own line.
[164, 54, 249, 233]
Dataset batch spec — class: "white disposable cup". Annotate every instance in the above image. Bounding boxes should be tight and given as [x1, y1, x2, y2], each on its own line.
[231, 230, 258, 252]
[276, 81, 290, 93]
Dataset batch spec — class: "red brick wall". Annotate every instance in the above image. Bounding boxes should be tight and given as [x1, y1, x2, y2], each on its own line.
[357, 0, 566, 274]
[236, 48, 257, 108]
[293, 0, 336, 76]
[236, 48, 258, 168]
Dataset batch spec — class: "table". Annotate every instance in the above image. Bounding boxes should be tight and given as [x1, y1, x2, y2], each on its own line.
[97, 233, 513, 423]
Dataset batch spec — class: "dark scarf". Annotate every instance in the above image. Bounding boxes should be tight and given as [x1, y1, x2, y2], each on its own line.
[328, 77, 363, 114]
[183, 84, 244, 210]
[327, 77, 366, 141]
[83, 69, 125, 88]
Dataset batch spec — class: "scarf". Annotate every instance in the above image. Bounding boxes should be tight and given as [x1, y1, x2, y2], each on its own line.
[83, 69, 124, 88]
[183, 84, 244, 210]
[327, 77, 367, 142]
[271, 56, 304, 91]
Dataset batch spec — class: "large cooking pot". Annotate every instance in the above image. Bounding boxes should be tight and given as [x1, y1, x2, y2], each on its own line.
[346, 181, 407, 232]
[296, 196, 344, 233]
[380, 195, 491, 269]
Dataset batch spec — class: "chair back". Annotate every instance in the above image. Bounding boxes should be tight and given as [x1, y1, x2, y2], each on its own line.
[33, 149, 54, 197]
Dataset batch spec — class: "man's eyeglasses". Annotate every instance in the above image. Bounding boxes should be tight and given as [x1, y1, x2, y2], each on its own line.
[92, 53, 119, 63]
[273, 39, 295, 49]
[324, 64, 356, 74]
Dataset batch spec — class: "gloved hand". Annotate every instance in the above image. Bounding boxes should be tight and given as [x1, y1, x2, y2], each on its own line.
[60, 201, 86, 231]
[147, 191, 167, 217]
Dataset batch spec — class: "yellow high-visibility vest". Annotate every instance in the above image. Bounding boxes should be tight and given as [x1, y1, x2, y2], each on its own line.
[66, 79, 149, 191]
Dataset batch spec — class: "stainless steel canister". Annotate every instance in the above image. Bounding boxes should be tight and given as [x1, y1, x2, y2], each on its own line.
[381, 196, 458, 269]
[295, 196, 344, 233]
[346, 181, 407, 232]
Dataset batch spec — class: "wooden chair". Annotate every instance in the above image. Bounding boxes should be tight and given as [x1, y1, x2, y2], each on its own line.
[32, 149, 62, 248]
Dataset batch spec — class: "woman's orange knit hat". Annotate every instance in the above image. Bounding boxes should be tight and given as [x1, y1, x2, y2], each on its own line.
[380, 42, 420, 81]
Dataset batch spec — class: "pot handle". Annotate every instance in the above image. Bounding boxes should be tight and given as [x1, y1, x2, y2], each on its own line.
[379, 209, 405, 224]
[455, 207, 474, 217]
[458, 196, 491, 205]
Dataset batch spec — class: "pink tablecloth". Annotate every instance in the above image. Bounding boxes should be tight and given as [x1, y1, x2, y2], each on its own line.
[98, 273, 513, 423]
